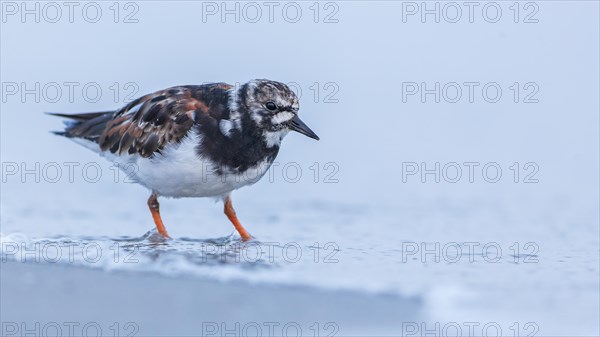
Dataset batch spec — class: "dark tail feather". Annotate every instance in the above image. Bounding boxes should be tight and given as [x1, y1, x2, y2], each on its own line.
[47, 111, 114, 140]
[46, 111, 112, 121]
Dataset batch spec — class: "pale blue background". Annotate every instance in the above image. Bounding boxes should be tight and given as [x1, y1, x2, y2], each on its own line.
[1, 1, 599, 336]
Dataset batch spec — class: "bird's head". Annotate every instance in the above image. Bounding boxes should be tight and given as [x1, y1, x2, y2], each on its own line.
[229, 79, 319, 147]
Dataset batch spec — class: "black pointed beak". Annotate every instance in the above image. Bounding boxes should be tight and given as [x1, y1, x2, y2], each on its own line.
[288, 115, 319, 140]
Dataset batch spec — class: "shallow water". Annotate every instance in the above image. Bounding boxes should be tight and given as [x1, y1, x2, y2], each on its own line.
[1, 174, 599, 336]
[2, 193, 598, 336]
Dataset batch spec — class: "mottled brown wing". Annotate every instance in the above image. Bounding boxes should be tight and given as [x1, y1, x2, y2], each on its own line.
[53, 83, 234, 158]
[97, 86, 213, 157]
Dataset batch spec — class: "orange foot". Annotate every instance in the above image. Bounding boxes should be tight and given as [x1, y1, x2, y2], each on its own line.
[223, 195, 253, 241]
[147, 192, 171, 238]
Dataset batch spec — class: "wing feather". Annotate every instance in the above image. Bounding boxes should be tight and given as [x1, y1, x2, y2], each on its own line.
[54, 83, 233, 158]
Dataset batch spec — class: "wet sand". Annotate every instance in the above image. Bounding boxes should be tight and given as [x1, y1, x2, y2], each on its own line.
[1, 261, 422, 336]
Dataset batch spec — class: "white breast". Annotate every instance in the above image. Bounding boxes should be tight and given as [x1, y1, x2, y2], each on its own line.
[71, 131, 272, 198]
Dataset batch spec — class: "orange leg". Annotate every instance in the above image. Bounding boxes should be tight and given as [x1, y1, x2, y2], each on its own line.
[147, 192, 170, 238]
[224, 196, 252, 241]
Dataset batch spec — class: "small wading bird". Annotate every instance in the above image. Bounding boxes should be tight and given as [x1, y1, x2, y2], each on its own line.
[49, 80, 319, 241]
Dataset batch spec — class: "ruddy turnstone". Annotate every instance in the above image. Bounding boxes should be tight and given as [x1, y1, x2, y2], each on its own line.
[49, 79, 319, 241]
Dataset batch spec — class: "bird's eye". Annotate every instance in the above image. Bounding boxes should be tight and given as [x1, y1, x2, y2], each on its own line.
[265, 101, 278, 111]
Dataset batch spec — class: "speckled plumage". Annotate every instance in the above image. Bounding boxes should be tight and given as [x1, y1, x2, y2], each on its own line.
[49, 79, 319, 240]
